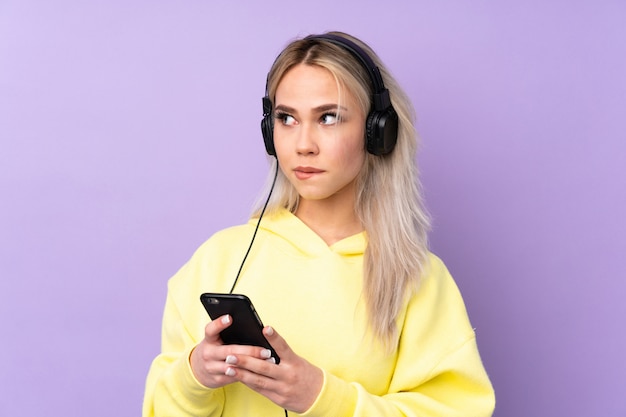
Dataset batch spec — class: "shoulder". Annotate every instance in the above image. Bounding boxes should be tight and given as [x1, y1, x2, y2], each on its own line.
[168, 209, 294, 288]
[206, 221, 257, 245]
[406, 252, 474, 334]
[167, 222, 257, 292]
[419, 252, 459, 296]
[200, 219, 264, 257]
[193, 208, 294, 256]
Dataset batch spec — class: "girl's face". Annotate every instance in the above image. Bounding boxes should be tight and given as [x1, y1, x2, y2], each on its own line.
[273, 64, 366, 210]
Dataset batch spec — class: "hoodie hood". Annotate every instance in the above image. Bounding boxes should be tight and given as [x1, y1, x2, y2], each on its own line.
[250, 208, 366, 258]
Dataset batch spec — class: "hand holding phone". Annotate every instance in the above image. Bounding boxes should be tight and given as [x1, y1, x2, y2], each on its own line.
[199, 293, 280, 364]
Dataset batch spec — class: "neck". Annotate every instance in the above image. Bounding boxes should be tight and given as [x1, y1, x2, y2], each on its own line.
[295, 198, 363, 246]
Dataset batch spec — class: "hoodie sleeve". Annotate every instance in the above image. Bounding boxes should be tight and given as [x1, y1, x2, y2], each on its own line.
[301, 337, 494, 417]
[142, 270, 225, 417]
[300, 256, 495, 417]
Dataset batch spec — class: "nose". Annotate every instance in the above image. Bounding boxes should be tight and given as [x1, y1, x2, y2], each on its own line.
[295, 123, 319, 155]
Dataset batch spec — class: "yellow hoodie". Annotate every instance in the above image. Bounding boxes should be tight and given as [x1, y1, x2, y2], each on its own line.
[143, 209, 495, 416]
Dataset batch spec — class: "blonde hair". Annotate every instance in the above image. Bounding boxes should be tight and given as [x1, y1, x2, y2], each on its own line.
[254, 31, 431, 350]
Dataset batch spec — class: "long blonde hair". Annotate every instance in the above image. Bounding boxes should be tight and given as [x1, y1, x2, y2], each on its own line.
[254, 31, 431, 350]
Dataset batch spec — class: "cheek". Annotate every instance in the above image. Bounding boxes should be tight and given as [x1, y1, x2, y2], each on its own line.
[343, 142, 364, 160]
[334, 140, 366, 176]
[272, 133, 290, 160]
[337, 130, 366, 163]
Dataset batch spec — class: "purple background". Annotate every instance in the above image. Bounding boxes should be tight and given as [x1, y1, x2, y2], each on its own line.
[1, 1, 625, 416]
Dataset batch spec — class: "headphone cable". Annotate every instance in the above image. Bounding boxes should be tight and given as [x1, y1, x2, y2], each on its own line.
[229, 161, 279, 294]
[226, 162, 286, 417]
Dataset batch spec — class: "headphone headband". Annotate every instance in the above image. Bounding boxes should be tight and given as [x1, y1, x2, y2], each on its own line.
[304, 34, 392, 111]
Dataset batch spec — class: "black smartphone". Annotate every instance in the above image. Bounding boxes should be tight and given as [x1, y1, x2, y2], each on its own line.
[199, 293, 280, 364]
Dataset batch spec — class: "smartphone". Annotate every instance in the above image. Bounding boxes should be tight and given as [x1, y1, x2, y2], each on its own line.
[199, 293, 280, 364]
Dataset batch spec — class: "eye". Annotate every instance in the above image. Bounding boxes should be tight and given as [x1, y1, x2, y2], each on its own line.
[320, 112, 340, 125]
[275, 112, 296, 126]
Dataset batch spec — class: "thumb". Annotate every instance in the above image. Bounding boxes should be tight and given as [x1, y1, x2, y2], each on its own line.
[204, 314, 232, 342]
[263, 326, 292, 360]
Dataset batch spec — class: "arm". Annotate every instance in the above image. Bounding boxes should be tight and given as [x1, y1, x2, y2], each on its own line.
[222, 255, 495, 416]
[142, 291, 226, 417]
[304, 335, 495, 416]
[142, 230, 247, 417]
[227, 326, 494, 417]
[142, 243, 280, 417]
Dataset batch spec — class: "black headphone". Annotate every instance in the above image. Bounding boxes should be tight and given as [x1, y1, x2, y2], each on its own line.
[261, 33, 398, 157]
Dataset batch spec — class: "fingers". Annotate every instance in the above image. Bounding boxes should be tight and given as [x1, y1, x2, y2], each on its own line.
[225, 326, 286, 375]
[191, 317, 281, 389]
[227, 328, 323, 413]
[204, 314, 232, 342]
[263, 326, 290, 360]
[225, 327, 285, 382]
[189, 342, 237, 388]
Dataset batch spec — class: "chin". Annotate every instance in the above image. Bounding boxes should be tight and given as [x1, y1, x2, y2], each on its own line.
[296, 193, 330, 202]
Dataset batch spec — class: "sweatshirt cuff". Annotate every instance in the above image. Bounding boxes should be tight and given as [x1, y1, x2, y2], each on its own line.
[300, 370, 356, 417]
[162, 347, 224, 409]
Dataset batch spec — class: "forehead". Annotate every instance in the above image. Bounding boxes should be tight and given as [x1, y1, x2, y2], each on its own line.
[277, 64, 336, 90]
[275, 64, 358, 108]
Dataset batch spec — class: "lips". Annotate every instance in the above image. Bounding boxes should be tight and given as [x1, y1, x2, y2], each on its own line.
[294, 166, 324, 180]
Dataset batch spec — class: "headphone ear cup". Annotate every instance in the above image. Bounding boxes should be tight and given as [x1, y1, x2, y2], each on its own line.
[366, 108, 398, 156]
[261, 96, 276, 156]
[261, 115, 275, 156]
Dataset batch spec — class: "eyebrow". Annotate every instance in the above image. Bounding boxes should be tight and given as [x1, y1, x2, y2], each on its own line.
[274, 104, 349, 113]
